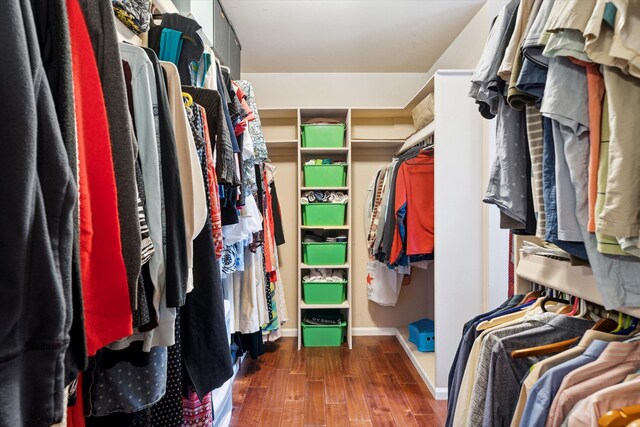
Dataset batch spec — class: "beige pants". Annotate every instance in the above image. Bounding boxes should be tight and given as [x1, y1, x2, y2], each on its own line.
[597, 66, 640, 238]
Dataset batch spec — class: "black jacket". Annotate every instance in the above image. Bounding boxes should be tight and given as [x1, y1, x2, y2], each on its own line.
[0, 1, 76, 425]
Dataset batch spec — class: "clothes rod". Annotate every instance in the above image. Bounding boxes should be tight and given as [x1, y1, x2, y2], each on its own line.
[397, 121, 434, 155]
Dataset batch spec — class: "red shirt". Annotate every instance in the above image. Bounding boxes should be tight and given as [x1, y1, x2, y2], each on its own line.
[390, 151, 434, 265]
[67, 0, 132, 356]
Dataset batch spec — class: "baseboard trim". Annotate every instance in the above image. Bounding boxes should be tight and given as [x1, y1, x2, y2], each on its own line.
[394, 329, 448, 400]
[280, 328, 298, 337]
[352, 327, 398, 336]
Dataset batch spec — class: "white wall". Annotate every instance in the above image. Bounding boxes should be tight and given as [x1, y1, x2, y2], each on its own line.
[424, 1, 507, 81]
[240, 72, 429, 110]
[242, 1, 509, 112]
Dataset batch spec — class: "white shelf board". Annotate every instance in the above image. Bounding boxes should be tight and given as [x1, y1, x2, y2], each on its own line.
[301, 186, 348, 191]
[300, 147, 349, 155]
[397, 121, 435, 155]
[396, 327, 444, 400]
[516, 253, 640, 317]
[301, 263, 349, 269]
[351, 138, 404, 149]
[301, 301, 350, 309]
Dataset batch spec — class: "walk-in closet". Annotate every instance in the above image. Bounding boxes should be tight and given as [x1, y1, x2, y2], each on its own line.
[3, 0, 640, 426]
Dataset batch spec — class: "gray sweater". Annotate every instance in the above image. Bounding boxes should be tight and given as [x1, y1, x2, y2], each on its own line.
[79, 0, 142, 308]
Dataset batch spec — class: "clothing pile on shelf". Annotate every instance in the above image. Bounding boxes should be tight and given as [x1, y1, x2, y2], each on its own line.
[303, 269, 347, 283]
[304, 158, 347, 166]
[520, 241, 571, 261]
[471, 0, 640, 309]
[446, 293, 640, 427]
[303, 311, 344, 326]
[363, 146, 434, 306]
[301, 190, 348, 204]
[303, 232, 348, 243]
[0, 1, 286, 426]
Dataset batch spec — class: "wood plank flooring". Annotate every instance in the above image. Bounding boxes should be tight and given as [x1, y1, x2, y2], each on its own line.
[231, 336, 446, 427]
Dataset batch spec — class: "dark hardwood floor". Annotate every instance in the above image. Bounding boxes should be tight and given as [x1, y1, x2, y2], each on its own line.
[231, 336, 447, 427]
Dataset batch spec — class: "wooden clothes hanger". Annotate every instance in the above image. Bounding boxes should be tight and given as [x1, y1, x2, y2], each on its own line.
[598, 404, 640, 427]
[591, 318, 619, 333]
[510, 297, 623, 359]
[510, 336, 580, 359]
[519, 290, 543, 306]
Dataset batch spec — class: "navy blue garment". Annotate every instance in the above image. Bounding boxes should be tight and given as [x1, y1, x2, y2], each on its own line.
[541, 117, 588, 260]
[515, 58, 547, 105]
[445, 294, 525, 427]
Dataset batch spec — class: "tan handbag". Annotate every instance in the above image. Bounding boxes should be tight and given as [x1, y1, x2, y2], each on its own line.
[411, 93, 434, 130]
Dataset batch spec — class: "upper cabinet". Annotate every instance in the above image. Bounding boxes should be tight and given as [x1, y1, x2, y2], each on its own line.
[175, 0, 242, 79]
[229, 29, 241, 80]
[213, 0, 231, 67]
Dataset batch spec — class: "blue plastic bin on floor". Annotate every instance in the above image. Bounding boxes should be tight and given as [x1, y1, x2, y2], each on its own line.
[409, 318, 435, 352]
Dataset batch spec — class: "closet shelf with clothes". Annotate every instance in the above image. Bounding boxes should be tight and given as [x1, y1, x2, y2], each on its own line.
[514, 235, 640, 324]
[296, 108, 353, 349]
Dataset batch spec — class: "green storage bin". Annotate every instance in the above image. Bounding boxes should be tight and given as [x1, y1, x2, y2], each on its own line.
[302, 321, 347, 347]
[302, 242, 347, 265]
[302, 203, 347, 226]
[303, 280, 347, 304]
[301, 124, 345, 148]
[304, 164, 347, 187]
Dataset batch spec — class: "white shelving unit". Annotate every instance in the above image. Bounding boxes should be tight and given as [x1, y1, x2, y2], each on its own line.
[391, 71, 485, 400]
[297, 108, 353, 350]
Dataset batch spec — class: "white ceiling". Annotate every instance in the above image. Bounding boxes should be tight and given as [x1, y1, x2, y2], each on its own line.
[221, 0, 486, 73]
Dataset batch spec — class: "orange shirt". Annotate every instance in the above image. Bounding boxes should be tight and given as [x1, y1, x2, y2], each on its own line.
[390, 151, 434, 265]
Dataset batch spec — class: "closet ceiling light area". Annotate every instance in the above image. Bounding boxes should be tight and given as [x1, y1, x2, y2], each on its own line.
[222, 0, 486, 73]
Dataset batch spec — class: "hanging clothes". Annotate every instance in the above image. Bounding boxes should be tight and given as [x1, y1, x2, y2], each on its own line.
[390, 149, 435, 266]
[0, 1, 286, 422]
[470, 0, 640, 309]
